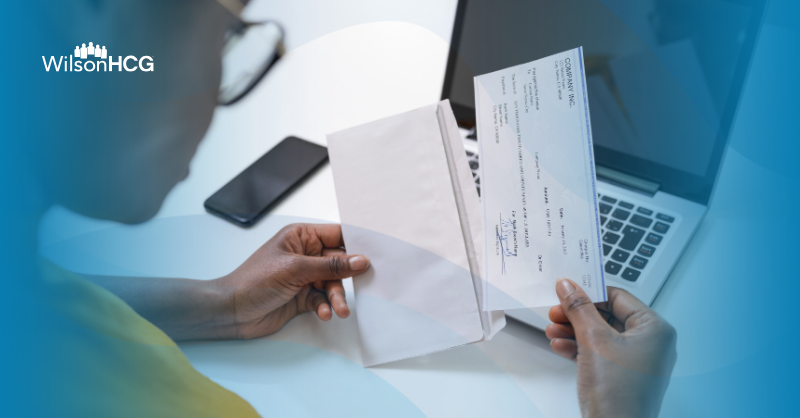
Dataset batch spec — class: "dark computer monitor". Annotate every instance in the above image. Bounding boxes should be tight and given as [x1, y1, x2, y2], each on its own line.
[441, 0, 767, 205]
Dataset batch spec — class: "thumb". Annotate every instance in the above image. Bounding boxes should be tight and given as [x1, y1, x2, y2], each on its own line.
[291, 254, 370, 285]
[555, 278, 609, 335]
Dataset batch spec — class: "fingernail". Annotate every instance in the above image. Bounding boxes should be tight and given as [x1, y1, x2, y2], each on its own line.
[550, 338, 557, 347]
[348, 255, 370, 270]
[556, 278, 575, 299]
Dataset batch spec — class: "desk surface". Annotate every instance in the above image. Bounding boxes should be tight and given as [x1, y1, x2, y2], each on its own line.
[38, 1, 780, 416]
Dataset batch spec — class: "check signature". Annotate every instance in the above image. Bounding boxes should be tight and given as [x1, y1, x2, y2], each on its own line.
[498, 216, 517, 274]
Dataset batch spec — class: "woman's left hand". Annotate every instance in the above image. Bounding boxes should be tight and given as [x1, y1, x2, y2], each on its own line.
[215, 223, 370, 339]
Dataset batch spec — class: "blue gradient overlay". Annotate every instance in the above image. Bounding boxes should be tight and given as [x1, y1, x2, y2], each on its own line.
[2, 0, 799, 417]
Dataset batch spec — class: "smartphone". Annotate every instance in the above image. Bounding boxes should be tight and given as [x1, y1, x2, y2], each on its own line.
[204, 136, 329, 227]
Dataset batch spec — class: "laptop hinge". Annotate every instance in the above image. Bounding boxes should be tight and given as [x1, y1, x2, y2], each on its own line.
[596, 165, 660, 196]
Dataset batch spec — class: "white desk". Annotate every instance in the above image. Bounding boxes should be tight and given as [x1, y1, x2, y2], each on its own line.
[38, 1, 781, 416]
[40, 19, 580, 418]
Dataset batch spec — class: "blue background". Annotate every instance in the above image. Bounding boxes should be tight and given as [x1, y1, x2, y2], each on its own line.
[2, 0, 799, 416]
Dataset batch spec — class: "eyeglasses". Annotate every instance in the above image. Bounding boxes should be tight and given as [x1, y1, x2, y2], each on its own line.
[215, 0, 285, 106]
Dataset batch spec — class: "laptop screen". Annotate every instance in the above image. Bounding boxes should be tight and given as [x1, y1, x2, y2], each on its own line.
[441, 0, 766, 205]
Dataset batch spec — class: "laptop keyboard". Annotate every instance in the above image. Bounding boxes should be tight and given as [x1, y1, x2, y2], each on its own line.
[466, 150, 480, 197]
[466, 150, 676, 282]
[598, 194, 674, 281]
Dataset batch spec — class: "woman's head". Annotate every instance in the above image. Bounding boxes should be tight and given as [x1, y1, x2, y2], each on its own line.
[36, 0, 232, 223]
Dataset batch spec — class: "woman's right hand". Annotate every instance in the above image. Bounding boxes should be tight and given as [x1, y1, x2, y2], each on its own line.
[546, 279, 677, 418]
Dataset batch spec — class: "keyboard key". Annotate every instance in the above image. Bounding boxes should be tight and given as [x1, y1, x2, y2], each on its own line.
[637, 207, 653, 216]
[645, 233, 663, 245]
[603, 244, 612, 256]
[619, 225, 645, 251]
[638, 244, 655, 257]
[600, 216, 607, 226]
[476, 187, 481, 197]
[611, 249, 630, 263]
[653, 221, 670, 234]
[466, 151, 475, 157]
[605, 261, 622, 275]
[469, 160, 479, 170]
[611, 208, 630, 221]
[476, 177, 480, 185]
[619, 201, 634, 209]
[601, 196, 617, 204]
[599, 203, 612, 215]
[656, 213, 674, 223]
[472, 171, 477, 177]
[606, 220, 623, 232]
[603, 232, 620, 245]
[630, 214, 653, 228]
[621, 268, 641, 282]
[629, 255, 648, 269]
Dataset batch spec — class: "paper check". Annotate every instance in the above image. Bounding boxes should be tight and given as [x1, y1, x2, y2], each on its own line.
[475, 47, 606, 309]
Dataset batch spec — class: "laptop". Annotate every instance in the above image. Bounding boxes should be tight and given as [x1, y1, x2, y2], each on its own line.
[441, 0, 767, 329]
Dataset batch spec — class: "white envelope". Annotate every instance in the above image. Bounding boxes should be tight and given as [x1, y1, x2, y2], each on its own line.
[328, 100, 505, 367]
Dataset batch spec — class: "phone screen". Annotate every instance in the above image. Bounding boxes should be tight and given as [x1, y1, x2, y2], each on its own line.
[204, 136, 329, 226]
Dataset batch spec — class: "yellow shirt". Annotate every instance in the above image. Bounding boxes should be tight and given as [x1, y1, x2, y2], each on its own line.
[37, 259, 260, 418]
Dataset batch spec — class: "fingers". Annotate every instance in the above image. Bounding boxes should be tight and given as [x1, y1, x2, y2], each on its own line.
[308, 224, 346, 249]
[546, 322, 575, 339]
[605, 287, 652, 330]
[546, 310, 577, 359]
[549, 305, 568, 323]
[550, 337, 578, 361]
[324, 280, 350, 319]
[317, 249, 350, 318]
[292, 253, 370, 285]
[550, 290, 626, 332]
[303, 288, 333, 321]
[555, 278, 610, 336]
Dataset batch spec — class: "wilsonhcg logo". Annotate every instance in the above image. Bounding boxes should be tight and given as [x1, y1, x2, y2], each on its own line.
[43, 42, 154, 72]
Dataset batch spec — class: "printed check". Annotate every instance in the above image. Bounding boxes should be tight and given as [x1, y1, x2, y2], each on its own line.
[475, 47, 606, 309]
